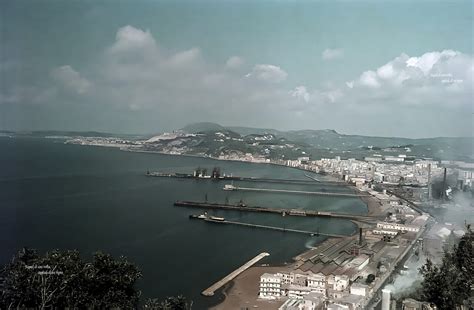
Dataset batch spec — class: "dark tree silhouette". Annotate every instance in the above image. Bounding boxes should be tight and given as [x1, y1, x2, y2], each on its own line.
[0, 248, 142, 309]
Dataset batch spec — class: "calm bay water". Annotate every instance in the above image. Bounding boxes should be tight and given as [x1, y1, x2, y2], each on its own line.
[0, 137, 367, 308]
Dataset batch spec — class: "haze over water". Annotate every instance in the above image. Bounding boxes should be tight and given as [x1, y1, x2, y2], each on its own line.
[0, 138, 366, 307]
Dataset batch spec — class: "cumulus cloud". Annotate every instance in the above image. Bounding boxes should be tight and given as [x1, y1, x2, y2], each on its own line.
[247, 64, 288, 83]
[51, 65, 91, 94]
[359, 70, 381, 88]
[290, 86, 310, 102]
[226, 56, 244, 69]
[166, 47, 201, 68]
[322, 48, 344, 60]
[108, 25, 157, 55]
[349, 50, 472, 97]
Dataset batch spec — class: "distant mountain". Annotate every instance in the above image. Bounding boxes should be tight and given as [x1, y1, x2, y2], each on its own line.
[175, 123, 474, 161]
[5, 124, 472, 161]
[227, 126, 282, 136]
[181, 122, 226, 133]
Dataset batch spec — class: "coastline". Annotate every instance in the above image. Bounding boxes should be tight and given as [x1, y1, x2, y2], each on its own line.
[358, 189, 384, 218]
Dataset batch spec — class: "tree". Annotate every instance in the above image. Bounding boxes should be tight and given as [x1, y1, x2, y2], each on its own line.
[366, 274, 376, 284]
[144, 295, 190, 310]
[0, 248, 142, 309]
[419, 225, 473, 309]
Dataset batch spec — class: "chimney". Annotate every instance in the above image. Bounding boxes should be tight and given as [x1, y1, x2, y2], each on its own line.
[442, 167, 447, 199]
[382, 289, 391, 310]
[359, 228, 363, 246]
[427, 164, 432, 200]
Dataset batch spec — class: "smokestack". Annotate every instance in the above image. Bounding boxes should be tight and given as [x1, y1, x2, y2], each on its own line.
[382, 289, 391, 310]
[359, 228, 363, 246]
[442, 167, 447, 199]
[427, 164, 432, 200]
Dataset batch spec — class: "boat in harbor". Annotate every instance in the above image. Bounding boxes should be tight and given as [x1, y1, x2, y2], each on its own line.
[189, 212, 208, 219]
[223, 184, 236, 191]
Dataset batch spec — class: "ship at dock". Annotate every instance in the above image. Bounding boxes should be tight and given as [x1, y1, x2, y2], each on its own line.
[188, 212, 225, 222]
[223, 184, 236, 191]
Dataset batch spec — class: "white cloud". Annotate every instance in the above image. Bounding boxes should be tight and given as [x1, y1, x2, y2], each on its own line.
[51, 65, 91, 94]
[350, 50, 472, 92]
[359, 70, 380, 88]
[108, 25, 157, 55]
[166, 47, 201, 68]
[290, 86, 310, 102]
[226, 56, 244, 69]
[322, 48, 344, 60]
[406, 50, 459, 75]
[248, 64, 288, 83]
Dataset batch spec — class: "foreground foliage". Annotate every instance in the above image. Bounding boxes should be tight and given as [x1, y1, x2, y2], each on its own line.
[0, 248, 190, 309]
[419, 225, 473, 309]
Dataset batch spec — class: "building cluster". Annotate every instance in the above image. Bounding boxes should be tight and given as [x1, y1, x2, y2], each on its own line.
[308, 156, 444, 186]
[258, 191, 429, 310]
[217, 152, 270, 163]
[65, 136, 141, 148]
[260, 270, 369, 310]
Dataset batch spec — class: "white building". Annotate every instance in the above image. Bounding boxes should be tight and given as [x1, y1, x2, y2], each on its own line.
[288, 285, 313, 299]
[327, 303, 350, 310]
[350, 283, 369, 297]
[307, 273, 326, 294]
[260, 273, 283, 299]
[373, 228, 399, 236]
[377, 222, 420, 233]
[333, 275, 349, 291]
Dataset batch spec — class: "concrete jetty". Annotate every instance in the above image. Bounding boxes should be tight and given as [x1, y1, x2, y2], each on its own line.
[201, 252, 270, 296]
[204, 218, 346, 238]
[147, 172, 347, 186]
[175, 201, 376, 223]
[226, 185, 369, 198]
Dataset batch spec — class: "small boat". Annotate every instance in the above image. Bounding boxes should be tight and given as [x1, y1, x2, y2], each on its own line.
[189, 214, 208, 219]
[223, 184, 236, 191]
[209, 216, 225, 221]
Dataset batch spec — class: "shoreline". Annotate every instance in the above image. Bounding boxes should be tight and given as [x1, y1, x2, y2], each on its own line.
[358, 189, 384, 218]
[64, 141, 342, 183]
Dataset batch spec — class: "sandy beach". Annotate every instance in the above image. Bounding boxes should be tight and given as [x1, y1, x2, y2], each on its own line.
[359, 191, 384, 218]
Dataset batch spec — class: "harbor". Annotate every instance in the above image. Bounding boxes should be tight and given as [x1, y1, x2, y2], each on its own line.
[146, 168, 347, 186]
[175, 200, 377, 223]
[222, 184, 369, 198]
[190, 215, 347, 238]
[201, 252, 270, 296]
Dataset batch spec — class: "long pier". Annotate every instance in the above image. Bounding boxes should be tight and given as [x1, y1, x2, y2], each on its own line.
[227, 186, 369, 198]
[201, 252, 270, 296]
[147, 172, 347, 186]
[204, 218, 346, 238]
[175, 201, 376, 222]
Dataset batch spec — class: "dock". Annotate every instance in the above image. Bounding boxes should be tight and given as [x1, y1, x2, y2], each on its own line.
[204, 218, 347, 238]
[147, 172, 347, 186]
[226, 185, 370, 198]
[174, 201, 377, 223]
[201, 252, 270, 296]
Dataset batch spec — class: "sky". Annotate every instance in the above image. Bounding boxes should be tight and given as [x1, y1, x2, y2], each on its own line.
[0, 0, 472, 137]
